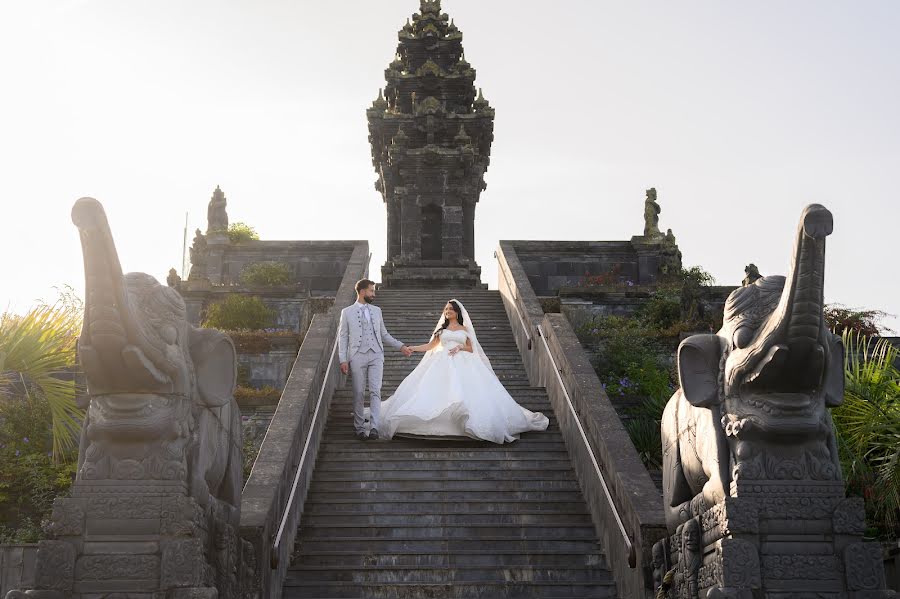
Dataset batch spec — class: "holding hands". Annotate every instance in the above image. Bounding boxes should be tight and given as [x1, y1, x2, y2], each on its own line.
[401, 345, 413, 357]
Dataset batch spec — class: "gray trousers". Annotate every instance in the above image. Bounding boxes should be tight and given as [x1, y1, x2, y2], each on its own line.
[349, 349, 384, 433]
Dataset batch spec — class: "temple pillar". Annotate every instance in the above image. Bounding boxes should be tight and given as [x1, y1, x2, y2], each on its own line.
[442, 205, 463, 263]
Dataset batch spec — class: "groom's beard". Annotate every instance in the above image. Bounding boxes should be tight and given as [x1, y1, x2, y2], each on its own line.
[363, 296, 375, 303]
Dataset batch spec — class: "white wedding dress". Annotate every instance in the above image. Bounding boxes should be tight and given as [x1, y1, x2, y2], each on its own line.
[377, 301, 549, 444]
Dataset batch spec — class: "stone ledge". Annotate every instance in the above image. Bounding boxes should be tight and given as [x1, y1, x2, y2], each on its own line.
[496, 240, 667, 598]
[238, 241, 369, 599]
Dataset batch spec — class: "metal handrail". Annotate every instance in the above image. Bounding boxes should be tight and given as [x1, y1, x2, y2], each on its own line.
[271, 329, 340, 568]
[537, 323, 636, 568]
[495, 252, 533, 350]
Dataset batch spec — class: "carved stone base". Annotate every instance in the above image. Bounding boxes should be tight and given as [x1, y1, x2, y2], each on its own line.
[380, 260, 485, 289]
[5, 482, 254, 599]
[653, 485, 895, 598]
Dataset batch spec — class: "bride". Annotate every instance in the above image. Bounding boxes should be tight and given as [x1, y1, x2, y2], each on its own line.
[377, 299, 549, 444]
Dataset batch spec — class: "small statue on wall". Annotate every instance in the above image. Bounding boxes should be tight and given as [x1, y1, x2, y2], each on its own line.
[644, 187, 662, 238]
[188, 228, 207, 281]
[742, 263, 762, 287]
[166, 267, 181, 288]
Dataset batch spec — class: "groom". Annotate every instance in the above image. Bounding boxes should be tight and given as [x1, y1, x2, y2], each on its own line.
[338, 279, 412, 440]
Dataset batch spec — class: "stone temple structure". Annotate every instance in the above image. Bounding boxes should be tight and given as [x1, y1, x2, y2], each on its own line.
[367, 0, 493, 288]
[6, 3, 896, 598]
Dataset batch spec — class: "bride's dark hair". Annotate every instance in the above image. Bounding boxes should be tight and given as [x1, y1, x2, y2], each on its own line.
[433, 300, 464, 338]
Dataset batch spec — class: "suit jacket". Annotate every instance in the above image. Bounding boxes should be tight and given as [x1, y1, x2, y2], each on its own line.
[338, 302, 403, 363]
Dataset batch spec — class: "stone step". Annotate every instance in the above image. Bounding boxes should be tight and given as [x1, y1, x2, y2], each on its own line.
[286, 289, 614, 598]
[294, 537, 602, 555]
[315, 449, 567, 460]
[312, 459, 568, 473]
[300, 513, 593, 528]
[303, 501, 591, 515]
[292, 550, 607, 569]
[310, 469, 576, 482]
[318, 436, 565, 450]
[285, 565, 613, 584]
[281, 581, 616, 599]
[296, 524, 598, 540]
[305, 495, 590, 511]
[305, 479, 581, 493]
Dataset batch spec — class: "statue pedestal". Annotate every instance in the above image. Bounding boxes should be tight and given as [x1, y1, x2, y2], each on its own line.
[8, 481, 254, 599]
[654, 482, 892, 598]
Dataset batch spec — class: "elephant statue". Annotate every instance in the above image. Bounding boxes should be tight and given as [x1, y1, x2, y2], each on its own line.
[5, 199, 249, 599]
[660, 203, 845, 532]
[72, 196, 242, 524]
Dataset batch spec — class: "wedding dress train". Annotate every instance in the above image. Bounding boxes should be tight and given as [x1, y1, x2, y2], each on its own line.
[377, 303, 549, 444]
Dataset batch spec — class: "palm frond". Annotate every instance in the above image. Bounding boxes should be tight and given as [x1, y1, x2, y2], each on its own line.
[833, 330, 900, 536]
[0, 302, 83, 458]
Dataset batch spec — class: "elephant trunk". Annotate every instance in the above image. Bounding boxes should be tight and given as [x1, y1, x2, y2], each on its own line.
[72, 198, 131, 365]
[731, 204, 833, 391]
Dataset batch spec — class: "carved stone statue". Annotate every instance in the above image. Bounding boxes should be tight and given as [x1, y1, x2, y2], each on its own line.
[742, 263, 761, 287]
[644, 187, 662, 238]
[7, 197, 251, 598]
[207, 185, 228, 233]
[167, 267, 181, 287]
[653, 204, 893, 597]
[188, 228, 208, 281]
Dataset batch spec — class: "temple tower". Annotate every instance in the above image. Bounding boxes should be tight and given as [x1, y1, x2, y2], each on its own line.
[368, 0, 494, 288]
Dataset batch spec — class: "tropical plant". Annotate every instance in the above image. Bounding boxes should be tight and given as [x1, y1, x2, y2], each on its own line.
[624, 393, 669, 469]
[240, 261, 293, 286]
[0, 299, 83, 458]
[832, 330, 900, 537]
[825, 305, 892, 337]
[202, 295, 274, 331]
[227, 222, 259, 243]
[0, 394, 77, 542]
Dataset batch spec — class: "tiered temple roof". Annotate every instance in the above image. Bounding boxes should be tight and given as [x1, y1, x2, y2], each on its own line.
[368, 0, 494, 288]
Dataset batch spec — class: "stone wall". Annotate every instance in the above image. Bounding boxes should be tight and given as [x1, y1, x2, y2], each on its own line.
[234, 335, 302, 390]
[496, 240, 667, 598]
[510, 239, 680, 297]
[554, 285, 736, 332]
[180, 240, 368, 330]
[0, 545, 36, 598]
[193, 239, 363, 293]
[239, 242, 369, 599]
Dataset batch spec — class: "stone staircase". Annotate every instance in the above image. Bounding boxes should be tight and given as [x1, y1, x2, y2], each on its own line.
[284, 290, 618, 598]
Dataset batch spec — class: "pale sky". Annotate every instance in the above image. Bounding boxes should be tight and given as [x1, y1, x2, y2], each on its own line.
[2, 1, 898, 329]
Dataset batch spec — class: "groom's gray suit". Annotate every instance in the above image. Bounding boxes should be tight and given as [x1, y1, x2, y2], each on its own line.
[338, 301, 404, 435]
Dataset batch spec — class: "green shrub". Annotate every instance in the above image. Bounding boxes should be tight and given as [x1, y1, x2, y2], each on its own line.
[202, 295, 274, 331]
[0, 395, 77, 542]
[227, 222, 259, 243]
[240, 262, 293, 286]
[639, 289, 681, 331]
[578, 316, 675, 401]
